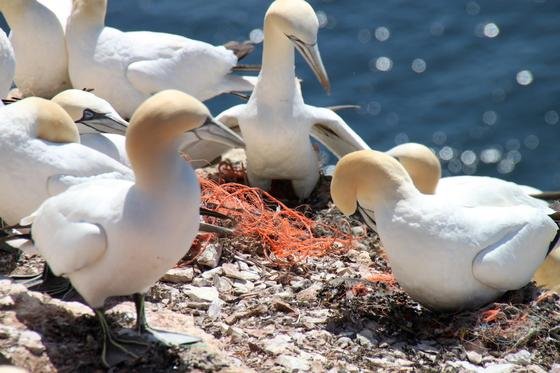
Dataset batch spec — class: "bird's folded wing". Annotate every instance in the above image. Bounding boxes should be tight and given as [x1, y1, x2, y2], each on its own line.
[33, 207, 107, 277]
[309, 107, 370, 158]
[47, 172, 132, 196]
[180, 105, 243, 169]
[472, 208, 557, 291]
[125, 38, 234, 96]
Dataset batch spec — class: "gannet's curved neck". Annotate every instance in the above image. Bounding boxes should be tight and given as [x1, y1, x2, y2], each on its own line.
[127, 130, 185, 194]
[255, 17, 298, 104]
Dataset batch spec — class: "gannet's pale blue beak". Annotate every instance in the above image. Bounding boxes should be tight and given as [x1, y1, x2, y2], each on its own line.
[76, 109, 128, 135]
[288, 35, 331, 94]
[193, 117, 245, 148]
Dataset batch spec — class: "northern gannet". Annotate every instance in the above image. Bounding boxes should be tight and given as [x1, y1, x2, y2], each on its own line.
[0, 0, 71, 98]
[27, 90, 215, 366]
[52, 89, 245, 168]
[331, 150, 559, 311]
[0, 97, 132, 226]
[386, 142, 560, 293]
[66, 0, 257, 118]
[0, 30, 15, 100]
[214, 0, 369, 199]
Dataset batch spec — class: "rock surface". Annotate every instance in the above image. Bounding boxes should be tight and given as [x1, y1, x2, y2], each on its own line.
[0, 151, 558, 372]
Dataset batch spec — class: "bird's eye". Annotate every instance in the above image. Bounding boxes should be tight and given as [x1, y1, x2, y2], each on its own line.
[82, 109, 95, 120]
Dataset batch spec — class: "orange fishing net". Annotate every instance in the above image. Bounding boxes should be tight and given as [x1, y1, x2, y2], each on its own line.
[197, 174, 352, 264]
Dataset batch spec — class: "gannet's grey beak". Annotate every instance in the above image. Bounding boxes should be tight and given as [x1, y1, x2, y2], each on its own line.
[192, 117, 245, 148]
[288, 35, 331, 94]
[76, 109, 128, 135]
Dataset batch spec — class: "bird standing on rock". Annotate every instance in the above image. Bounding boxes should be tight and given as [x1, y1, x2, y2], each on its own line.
[26, 90, 223, 366]
[331, 150, 558, 311]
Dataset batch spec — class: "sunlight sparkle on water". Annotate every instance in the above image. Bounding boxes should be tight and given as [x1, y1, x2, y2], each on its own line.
[545, 110, 559, 125]
[432, 131, 447, 145]
[483, 23, 500, 38]
[516, 70, 533, 85]
[412, 59, 427, 73]
[480, 148, 502, 164]
[482, 110, 498, 126]
[375, 27, 390, 42]
[439, 146, 454, 161]
[460, 150, 477, 166]
[249, 29, 264, 44]
[375, 57, 393, 72]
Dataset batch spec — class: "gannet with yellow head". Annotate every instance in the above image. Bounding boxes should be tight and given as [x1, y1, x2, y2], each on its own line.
[27, 90, 219, 366]
[386, 142, 560, 293]
[0, 97, 133, 226]
[331, 150, 558, 311]
[204, 0, 369, 200]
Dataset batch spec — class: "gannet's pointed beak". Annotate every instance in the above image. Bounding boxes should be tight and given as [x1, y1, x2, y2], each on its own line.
[288, 36, 331, 94]
[76, 109, 128, 135]
[192, 117, 245, 148]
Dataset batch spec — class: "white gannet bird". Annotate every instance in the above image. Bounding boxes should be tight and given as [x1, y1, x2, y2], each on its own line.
[386, 142, 560, 293]
[0, 0, 71, 98]
[0, 97, 133, 226]
[27, 90, 214, 366]
[51, 89, 245, 168]
[331, 150, 559, 311]
[213, 0, 369, 199]
[66, 0, 257, 119]
[0, 30, 15, 100]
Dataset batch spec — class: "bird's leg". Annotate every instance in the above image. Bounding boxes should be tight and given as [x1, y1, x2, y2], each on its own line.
[133, 293, 201, 346]
[95, 308, 148, 368]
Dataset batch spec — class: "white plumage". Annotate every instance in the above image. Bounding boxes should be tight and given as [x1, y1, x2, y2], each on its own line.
[211, 0, 369, 199]
[0, 97, 132, 225]
[0, 0, 71, 98]
[66, 0, 255, 118]
[0, 29, 15, 99]
[331, 150, 558, 311]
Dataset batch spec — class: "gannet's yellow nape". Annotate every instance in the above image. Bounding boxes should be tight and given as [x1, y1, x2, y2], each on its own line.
[386, 143, 441, 194]
[331, 150, 414, 215]
[23, 97, 80, 143]
[265, 0, 330, 92]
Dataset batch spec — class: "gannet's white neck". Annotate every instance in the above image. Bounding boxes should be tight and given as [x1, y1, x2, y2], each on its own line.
[253, 17, 299, 105]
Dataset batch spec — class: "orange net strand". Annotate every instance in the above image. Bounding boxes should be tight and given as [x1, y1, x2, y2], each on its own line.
[199, 177, 351, 263]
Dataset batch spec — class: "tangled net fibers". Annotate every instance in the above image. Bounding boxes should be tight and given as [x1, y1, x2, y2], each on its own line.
[198, 168, 352, 264]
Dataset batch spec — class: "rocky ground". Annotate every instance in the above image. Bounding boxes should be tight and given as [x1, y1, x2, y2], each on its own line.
[0, 151, 559, 372]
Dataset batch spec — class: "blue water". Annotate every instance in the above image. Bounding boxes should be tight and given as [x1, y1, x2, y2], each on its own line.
[2, 0, 559, 188]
